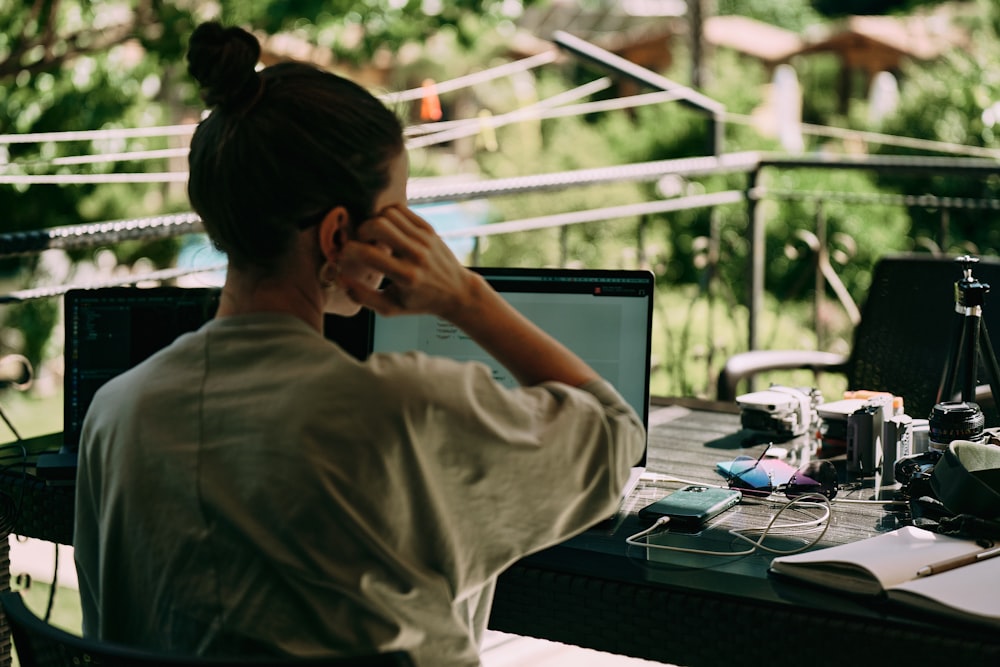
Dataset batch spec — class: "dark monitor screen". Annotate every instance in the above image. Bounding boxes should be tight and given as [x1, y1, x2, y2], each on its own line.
[63, 286, 374, 453]
[63, 287, 220, 452]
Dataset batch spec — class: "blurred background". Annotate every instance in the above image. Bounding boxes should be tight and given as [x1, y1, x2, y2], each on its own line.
[4, 0, 1000, 430]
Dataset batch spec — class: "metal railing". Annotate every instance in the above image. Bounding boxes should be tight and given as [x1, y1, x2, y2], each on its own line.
[7, 150, 1000, 338]
[3, 34, 1000, 398]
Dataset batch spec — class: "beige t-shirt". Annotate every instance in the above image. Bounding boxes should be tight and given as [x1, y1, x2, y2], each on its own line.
[74, 313, 644, 666]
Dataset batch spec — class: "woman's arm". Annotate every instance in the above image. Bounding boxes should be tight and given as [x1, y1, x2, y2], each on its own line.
[338, 205, 598, 388]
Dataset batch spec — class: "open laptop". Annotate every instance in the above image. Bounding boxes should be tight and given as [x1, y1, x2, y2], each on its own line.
[369, 267, 654, 501]
[61, 286, 369, 456]
[34, 286, 223, 481]
[62, 286, 222, 455]
[59, 268, 653, 499]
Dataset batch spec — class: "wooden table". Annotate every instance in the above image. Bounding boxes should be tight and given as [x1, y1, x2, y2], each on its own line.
[488, 400, 1000, 667]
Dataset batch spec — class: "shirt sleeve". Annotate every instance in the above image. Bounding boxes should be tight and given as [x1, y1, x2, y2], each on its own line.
[365, 352, 645, 595]
[73, 414, 103, 636]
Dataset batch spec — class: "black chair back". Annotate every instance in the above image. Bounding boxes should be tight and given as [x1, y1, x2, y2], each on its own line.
[844, 254, 1000, 425]
[0, 592, 414, 667]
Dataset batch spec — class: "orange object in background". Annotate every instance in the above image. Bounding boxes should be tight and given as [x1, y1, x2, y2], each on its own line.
[420, 79, 442, 121]
[843, 389, 905, 415]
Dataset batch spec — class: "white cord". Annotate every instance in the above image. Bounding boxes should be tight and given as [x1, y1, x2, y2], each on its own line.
[834, 497, 908, 507]
[640, 472, 909, 508]
[626, 493, 833, 557]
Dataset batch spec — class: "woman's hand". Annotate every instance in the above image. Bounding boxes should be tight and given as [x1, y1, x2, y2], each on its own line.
[338, 205, 480, 319]
[341, 205, 596, 388]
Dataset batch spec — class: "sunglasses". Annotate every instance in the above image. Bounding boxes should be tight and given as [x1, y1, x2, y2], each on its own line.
[724, 446, 839, 500]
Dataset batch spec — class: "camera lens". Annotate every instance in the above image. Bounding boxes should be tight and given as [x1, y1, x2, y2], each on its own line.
[927, 401, 985, 451]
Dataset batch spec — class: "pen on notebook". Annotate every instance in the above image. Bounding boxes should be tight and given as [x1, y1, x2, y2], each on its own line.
[915, 545, 1000, 577]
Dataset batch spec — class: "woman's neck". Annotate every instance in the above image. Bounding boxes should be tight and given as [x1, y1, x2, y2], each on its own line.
[216, 266, 325, 333]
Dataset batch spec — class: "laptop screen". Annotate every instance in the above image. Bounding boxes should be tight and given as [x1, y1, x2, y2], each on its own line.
[370, 267, 653, 463]
[63, 268, 654, 465]
[62, 287, 373, 453]
[63, 286, 221, 452]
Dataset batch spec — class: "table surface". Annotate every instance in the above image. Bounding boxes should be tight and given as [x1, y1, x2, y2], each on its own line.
[10, 404, 1000, 666]
[488, 399, 1000, 667]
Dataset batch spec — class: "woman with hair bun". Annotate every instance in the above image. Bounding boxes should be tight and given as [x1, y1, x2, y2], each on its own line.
[74, 22, 644, 667]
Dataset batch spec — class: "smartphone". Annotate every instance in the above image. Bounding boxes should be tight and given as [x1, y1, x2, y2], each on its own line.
[638, 485, 741, 529]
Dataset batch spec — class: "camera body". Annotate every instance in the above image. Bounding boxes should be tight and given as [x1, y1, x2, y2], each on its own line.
[882, 414, 913, 484]
[845, 394, 911, 479]
[846, 399, 888, 477]
[817, 398, 866, 454]
[736, 385, 819, 439]
[894, 449, 943, 498]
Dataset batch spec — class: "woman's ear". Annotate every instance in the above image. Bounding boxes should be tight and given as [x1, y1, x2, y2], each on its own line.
[317, 206, 351, 262]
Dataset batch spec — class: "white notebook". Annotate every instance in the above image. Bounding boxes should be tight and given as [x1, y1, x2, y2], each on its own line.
[770, 526, 1000, 628]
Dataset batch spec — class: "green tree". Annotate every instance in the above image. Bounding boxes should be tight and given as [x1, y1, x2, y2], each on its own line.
[869, 1, 1000, 255]
[0, 0, 536, 370]
[0, 1, 539, 243]
[717, 0, 823, 31]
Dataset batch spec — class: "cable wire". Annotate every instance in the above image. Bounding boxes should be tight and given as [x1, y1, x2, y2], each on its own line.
[626, 492, 833, 558]
[725, 112, 1000, 159]
[380, 50, 559, 105]
[405, 77, 613, 149]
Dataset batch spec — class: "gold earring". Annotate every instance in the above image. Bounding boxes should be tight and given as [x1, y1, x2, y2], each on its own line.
[319, 261, 340, 289]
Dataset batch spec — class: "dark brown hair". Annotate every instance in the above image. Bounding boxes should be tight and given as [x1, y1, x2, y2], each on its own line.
[186, 22, 404, 270]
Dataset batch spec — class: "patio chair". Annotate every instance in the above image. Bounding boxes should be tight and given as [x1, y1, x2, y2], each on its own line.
[717, 253, 1000, 425]
[1, 592, 414, 667]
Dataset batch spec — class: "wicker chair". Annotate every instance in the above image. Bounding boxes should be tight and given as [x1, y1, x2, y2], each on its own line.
[0, 592, 414, 667]
[717, 253, 1000, 425]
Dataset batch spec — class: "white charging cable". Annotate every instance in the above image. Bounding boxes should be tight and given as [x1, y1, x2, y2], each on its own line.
[626, 492, 833, 557]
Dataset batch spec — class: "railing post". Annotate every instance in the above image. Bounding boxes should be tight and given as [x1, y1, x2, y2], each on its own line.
[815, 199, 827, 349]
[940, 208, 950, 252]
[637, 214, 649, 269]
[470, 237, 481, 267]
[559, 225, 569, 267]
[747, 168, 764, 360]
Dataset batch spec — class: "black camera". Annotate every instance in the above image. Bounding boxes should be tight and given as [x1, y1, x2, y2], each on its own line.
[894, 449, 943, 498]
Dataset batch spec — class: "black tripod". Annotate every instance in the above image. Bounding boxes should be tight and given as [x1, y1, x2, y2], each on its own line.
[937, 255, 1000, 412]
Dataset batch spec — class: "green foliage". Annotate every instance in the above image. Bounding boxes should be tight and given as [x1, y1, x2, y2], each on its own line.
[717, 0, 823, 31]
[3, 295, 59, 372]
[761, 167, 911, 301]
[471, 72, 650, 268]
[0, 0, 540, 367]
[0, 2, 196, 248]
[795, 53, 845, 125]
[223, 0, 539, 65]
[871, 30, 1000, 256]
[0, 1, 542, 239]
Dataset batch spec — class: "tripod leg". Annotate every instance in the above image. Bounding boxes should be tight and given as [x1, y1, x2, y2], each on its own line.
[977, 320, 1000, 418]
[938, 314, 969, 404]
[962, 313, 982, 401]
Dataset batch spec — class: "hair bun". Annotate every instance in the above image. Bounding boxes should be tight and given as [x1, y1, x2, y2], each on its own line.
[187, 22, 262, 108]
